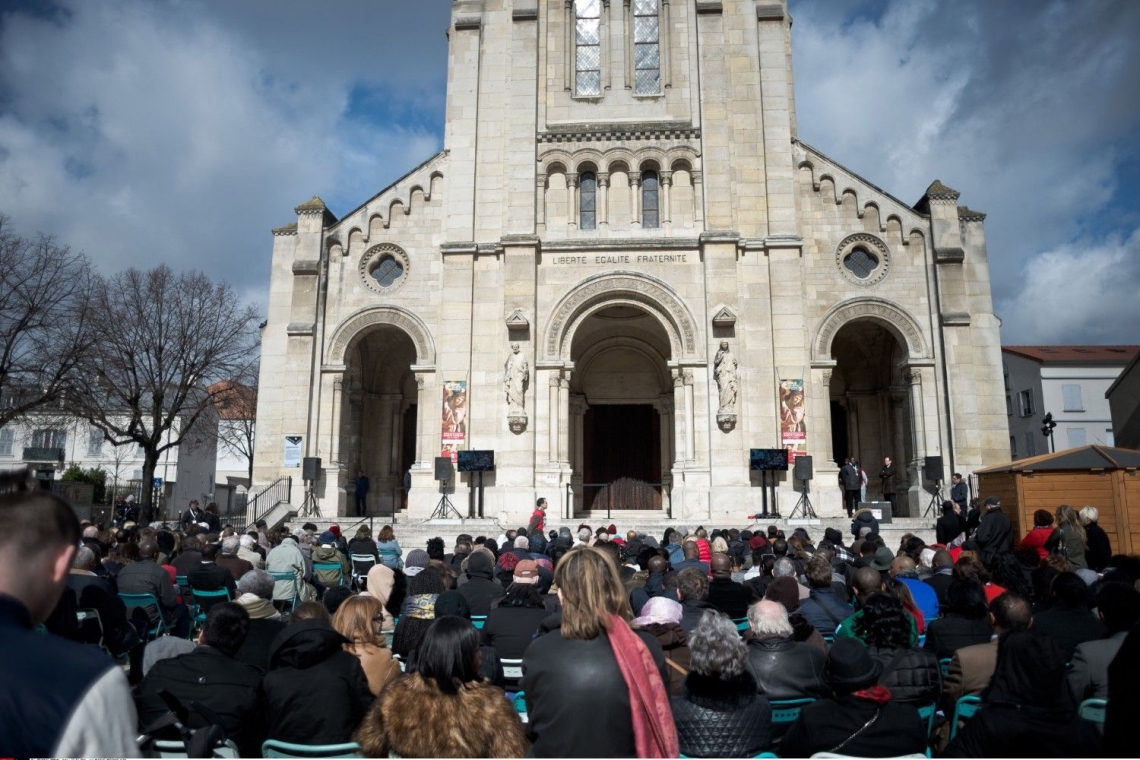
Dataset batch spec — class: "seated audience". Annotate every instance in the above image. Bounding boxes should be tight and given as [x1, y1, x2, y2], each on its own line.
[706, 553, 755, 620]
[133, 603, 264, 757]
[1068, 581, 1140, 702]
[1019, 509, 1055, 561]
[763, 576, 828, 652]
[631, 596, 691, 697]
[355, 616, 528, 757]
[481, 566, 550, 660]
[943, 592, 1032, 710]
[392, 568, 447, 659]
[855, 593, 941, 705]
[924, 578, 992, 658]
[745, 600, 827, 701]
[943, 631, 1102, 757]
[118, 538, 185, 636]
[456, 550, 504, 615]
[672, 610, 771, 758]
[890, 555, 939, 623]
[332, 594, 400, 696]
[781, 637, 927, 758]
[677, 567, 717, 633]
[1031, 571, 1105, 661]
[798, 555, 854, 637]
[216, 536, 253, 583]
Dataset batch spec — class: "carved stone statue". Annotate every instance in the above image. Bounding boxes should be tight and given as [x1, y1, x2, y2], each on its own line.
[504, 342, 529, 420]
[714, 340, 738, 414]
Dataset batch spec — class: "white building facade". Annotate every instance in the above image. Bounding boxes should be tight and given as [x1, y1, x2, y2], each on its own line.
[253, 0, 1010, 524]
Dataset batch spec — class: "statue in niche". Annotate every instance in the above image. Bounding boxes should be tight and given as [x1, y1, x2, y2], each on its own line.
[714, 340, 738, 414]
[504, 343, 529, 423]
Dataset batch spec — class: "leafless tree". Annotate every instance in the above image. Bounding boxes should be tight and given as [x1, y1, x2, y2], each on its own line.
[0, 214, 94, 427]
[69, 265, 259, 523]
[211, 361, 258, 486]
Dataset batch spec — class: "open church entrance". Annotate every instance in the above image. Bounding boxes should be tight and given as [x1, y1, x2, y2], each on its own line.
[570, 305, 673, 513]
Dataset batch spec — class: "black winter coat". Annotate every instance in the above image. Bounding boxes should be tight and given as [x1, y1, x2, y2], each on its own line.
[851, 511, 880, 540]
[923, 614, 993, 659]
[671, 671, 772, 758]
[262, 621, 373, 745]
[937, 513, 966, 545]
[706, 578, 755, 620]
[456, 574, 504, 616]
[480, 605, 548, 659]
[679, 599, 718, 633]
[974, 508, 1013, 567]
[134, 646, 264, 757]
[868, 645, 942, 704]
[1031, 605, 1106, 662]
[1085, 523, 1112, 572]
[781, 695, 927, 758]
[521, 618, 668, 757]
[234, 617, 286, 672]
[745, 636, 828, 701]
[943, 703, 1102, 758]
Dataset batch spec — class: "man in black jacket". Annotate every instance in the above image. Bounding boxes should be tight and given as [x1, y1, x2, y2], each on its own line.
[950, 473, 969, 513]
[187, 542, 237, 612]
[745, 600, 828, 701]
[134, 603, 265, 757]
[677, 567, 717, 633]
[706, 553, 755, 620]
[456, 550, 504, 615]
[974, 496, 1013, 569]
[840, 459, 862, 518]
[1031, 572, 1106, 661]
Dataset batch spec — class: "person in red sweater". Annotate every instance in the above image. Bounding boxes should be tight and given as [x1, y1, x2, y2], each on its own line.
[1018, 509, 1054, 561]
[528, 498, 547, 535]
[694, 528, 712, 564]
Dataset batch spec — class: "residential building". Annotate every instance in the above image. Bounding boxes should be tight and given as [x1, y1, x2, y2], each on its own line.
[1002, 346, 1139, 459]
[1106, 352, 1140, 450]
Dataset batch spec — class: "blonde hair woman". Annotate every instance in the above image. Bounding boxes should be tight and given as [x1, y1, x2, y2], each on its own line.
[332, 594, 400, 696]
[1046, 504, 1088, 569]
[1078, 505, 1112, 571]
[520, 547, 678, 757]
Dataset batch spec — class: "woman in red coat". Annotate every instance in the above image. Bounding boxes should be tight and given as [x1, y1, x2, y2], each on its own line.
[1018, 509, 1054, 561]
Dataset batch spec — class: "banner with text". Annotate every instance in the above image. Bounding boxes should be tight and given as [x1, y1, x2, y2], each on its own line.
[779, 379, 807, 461]
[441, 380, 467, 462]
[284, 435, 303, 468]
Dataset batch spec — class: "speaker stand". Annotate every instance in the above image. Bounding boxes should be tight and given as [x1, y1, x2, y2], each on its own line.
[923, 480, 943, 518]
[789, 478, 817, 519]
[431, 479, 462, 520]
[298, 481, 322, 518]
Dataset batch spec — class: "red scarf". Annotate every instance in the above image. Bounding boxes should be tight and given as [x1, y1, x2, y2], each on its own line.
[851, 685, 893, 705]
[606, 614, 679, 758]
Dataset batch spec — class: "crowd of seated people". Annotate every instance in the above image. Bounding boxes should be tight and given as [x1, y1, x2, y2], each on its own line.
[5, 486, 1140, 758]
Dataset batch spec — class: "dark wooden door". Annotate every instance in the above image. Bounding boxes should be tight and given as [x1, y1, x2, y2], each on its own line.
[583, 404, 661, 510]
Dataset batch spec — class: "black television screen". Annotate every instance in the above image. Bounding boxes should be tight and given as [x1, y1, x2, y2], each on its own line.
[457, 449, 495, 472]
[750, 448, 788, 471]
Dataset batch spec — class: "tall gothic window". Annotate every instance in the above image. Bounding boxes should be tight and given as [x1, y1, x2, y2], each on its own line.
[642, 170, 659, 228]
[580, 172, 597, 230]
[633, 0, 660, 94]
[575, 0, 602, 96]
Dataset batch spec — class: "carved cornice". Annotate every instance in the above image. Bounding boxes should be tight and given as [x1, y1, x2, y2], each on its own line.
[272, 222, 298, 237]
[292, 260, 320, 275]
[538, 121, 700, 143]
[957, 206, 987, 222]
[711, 307, 737, 328]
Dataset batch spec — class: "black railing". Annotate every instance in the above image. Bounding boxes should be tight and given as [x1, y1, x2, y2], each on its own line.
[243, 475, 293, 530]
[565, 480, 672, 520]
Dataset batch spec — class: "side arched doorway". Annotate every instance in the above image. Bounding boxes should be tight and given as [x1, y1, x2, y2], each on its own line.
[569, 305, 675, 514]
[828, 320, 913, 514]
[340, 325, 418, 515]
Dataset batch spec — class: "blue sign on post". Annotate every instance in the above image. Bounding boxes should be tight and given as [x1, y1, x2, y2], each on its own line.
[152, 477, 163, 489]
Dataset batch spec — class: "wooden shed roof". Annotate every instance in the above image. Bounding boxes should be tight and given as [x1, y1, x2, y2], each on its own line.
[976, 445, 1140, 474]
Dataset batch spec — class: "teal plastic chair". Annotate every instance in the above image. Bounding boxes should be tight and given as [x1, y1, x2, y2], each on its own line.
[313, 562, 345, 587]
[119, 592, 169, 639]
[175, 575, 190, 594]
[512, 690, 528, 723]
[949, 696, 983, 740]
[770, 697, 815, 725]
[916, 634, 926, 647]
[733, 617, 750, 633]
[152, 738, 239, 757]
[471, 615, 488, 630]
[1078, 698, 1106, 724]
[267, 570, 300, 612]
[916, 702, 937, 738]
[261, 739, 363, 758]
[939, 657, 952, 677]
[189, 587, 231, 629]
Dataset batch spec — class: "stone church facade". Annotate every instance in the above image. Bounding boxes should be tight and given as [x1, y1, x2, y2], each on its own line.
[253, 0, 1010, 524]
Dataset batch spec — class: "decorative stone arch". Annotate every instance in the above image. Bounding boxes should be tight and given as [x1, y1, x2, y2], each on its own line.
[326, 305, 436, 366]
[539, 150, 574, 176]
[666, 145, 700, 172]
[544, 271, 701, 362]
[813, 297, 928, 363]
[604, 147, 636, 174]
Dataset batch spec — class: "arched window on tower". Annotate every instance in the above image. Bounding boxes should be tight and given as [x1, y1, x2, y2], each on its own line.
[642, 170, 659, 228]
[580, 172, 597, 230]
[633, 0, 661, 94]
[575, 0, 602, 96]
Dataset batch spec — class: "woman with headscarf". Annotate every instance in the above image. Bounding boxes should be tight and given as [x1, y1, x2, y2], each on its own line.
[521, 546, 677, 758]
[943, 631, 1101, 757]
[354, 616, 529, 758]
[631, 596, 691, 696]
[672, 610, 772, 758]
[392, 568, 446, 659]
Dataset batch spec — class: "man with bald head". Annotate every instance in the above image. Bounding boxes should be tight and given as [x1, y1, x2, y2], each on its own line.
[833, 566, 898, 644]
[117, 538, 184, 636]
[924, 549, 954, 607]
[706, 552, 755, 619]
[630, 555, 678, 615]
[890, 554, 940, 622]
[672, 540, 709, 575]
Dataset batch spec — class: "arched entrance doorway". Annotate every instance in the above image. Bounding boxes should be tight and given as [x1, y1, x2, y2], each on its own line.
[569, 305, 674, 513]
[829, 320, 912, 514]
[340, 325, 418, 515]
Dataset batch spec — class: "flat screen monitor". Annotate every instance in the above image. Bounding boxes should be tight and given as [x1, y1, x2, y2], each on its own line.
[749, 448, 788, 471]
[457, 449, 495, 472]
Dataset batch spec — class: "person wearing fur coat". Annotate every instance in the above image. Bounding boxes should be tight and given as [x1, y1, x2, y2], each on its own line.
[355, 616, 528, 758]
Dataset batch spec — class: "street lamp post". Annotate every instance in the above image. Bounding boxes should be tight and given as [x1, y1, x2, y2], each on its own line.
[1041, 412, 1057, 453]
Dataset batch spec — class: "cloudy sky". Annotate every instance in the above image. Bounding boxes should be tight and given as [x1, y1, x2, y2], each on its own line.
[1, 0, 1137, 345]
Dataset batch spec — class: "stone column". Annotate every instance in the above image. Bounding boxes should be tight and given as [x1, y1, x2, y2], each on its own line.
[601, 0, 612, 91]
[330, 376, 344, 466]
[660, 0, 672, 88]
[660, 170, 673, 227]
[683, 369, 696, 463]
[558, 374, 571, 465]
[655, 398, 673, 483]
[570, 396, 587, 475]
[692, 170, 705, 225]
[890, 387, 909, 515]
[905, 368, 927, 514]
[597, 172, 610, 227]
[623, 0, 633, 89]
[672, 368, 687, 467]
[563, 0, 573, 92]
[548, 371, 561, 466]
[386, 395, 403, 476]
[566, 172, 579, 230]
[536, 175, 547, 232]
[629, 171, 642, 228]
[412, 367, 436, 467]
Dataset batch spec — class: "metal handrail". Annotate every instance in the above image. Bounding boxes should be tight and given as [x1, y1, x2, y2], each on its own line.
[245, 475, 293, 530]
[564, 481, 673, 520]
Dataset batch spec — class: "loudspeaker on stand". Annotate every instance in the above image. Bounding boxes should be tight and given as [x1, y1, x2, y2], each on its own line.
[302, 457, 322, 482]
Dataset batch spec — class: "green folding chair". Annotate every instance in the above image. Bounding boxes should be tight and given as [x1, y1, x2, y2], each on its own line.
[261, 740, 363, 758]
[313, 562, 346, 588]
[1078, 698, 1106, 725]
[189, 587, 231, 630]
[267, 570, 300, 612]
[471, 615, 488, 630]
[733, 617, 751, 633]
[949, 695, 983, 740]
[939, 657, 952, 677]
[119, 592, 169, 639]
[770, 697, 815, 726]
